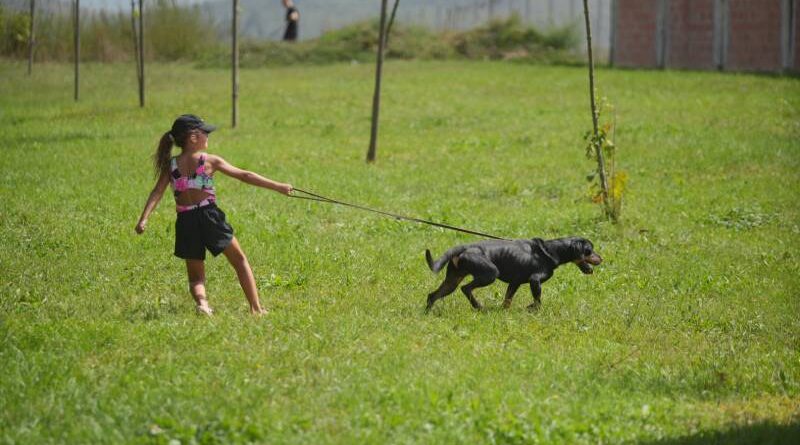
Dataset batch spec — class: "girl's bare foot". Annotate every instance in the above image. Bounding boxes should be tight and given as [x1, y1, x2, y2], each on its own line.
[250, 307, 268, 316]
[196, 301, 214, 316]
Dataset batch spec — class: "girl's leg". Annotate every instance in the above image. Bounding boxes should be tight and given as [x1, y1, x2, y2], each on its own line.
[186, 259, 213, 315]
[223, 237, 266, 314]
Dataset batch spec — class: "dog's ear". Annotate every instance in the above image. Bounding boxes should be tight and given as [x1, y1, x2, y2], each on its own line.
[572, 238, 594, 257]
[532, 238, 558, 265]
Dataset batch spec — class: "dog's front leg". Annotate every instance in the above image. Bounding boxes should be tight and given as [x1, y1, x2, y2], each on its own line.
[502, 283, 521, 309]
[527, 280, 543, 312]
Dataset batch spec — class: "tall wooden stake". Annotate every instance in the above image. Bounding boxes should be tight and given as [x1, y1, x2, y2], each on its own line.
[385, 0, 400, 48]
[138, 0, 145, 107]
[582, 0, 610, 212]
[232, 0, 239, 128]
[74, 0, 80, 101]
[131, 0, 142, 107]
[27, 0, 35, 75]
[366, 0, 389, 163]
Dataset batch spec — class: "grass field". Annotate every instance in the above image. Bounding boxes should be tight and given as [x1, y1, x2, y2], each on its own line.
[1, 60, 799, 444]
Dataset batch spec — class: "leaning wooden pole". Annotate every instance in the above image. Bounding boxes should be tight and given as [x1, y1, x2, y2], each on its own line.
[366, 0, 389, 163]
[130, 0, 142, 107]
[232, 0, 239, 128]
[138, 0, 145, 107]
[27, 0, 35, 75]
[385, 0, 400, 48]
[582, 0, 610, 212]
[74, 0, 80, 101]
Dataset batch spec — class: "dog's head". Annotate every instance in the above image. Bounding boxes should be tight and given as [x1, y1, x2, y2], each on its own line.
[567, 237, 603, 274]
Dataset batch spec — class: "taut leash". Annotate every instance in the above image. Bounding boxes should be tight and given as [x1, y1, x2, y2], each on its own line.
[289, 188, 509, 240]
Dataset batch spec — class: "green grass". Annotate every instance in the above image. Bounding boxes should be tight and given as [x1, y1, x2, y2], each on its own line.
[1, 60, 799, 444]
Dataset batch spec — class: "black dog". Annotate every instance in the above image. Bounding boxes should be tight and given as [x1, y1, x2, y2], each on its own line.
[425, 237, 602, 311]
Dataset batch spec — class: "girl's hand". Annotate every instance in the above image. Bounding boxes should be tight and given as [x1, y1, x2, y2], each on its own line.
[281, 183, 294, 196]
[135, 219, 147, 234]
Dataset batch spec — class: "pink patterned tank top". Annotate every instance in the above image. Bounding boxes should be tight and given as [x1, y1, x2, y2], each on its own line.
[170, 154, 217, 213]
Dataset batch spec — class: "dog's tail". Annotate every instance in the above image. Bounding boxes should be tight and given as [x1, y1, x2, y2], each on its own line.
[425, 246, 465, 273]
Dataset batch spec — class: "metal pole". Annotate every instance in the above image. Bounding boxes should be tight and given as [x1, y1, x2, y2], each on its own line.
[27, 0, 35, 75]
[232, 0, 239, 128]
[366, 0, 389, 163]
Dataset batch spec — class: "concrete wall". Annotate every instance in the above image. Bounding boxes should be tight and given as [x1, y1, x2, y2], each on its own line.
[613, 0, 798, 72]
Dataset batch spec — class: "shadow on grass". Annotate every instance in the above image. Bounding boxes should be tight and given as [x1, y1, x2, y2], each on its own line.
[641, 421, 800, 445]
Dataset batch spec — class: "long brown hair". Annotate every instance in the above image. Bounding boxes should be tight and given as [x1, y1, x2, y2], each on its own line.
[153, 129, 204, 176]
[153, 131, 176, 177]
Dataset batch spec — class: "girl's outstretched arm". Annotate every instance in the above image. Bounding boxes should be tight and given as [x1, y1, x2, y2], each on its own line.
[135, 172, 170, 234]
[209, 155, 293, 195]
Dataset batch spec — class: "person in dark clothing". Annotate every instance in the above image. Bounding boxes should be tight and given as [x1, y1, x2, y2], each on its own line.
[282, 0, 299, 41]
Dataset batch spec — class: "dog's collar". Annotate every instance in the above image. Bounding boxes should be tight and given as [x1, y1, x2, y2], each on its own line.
[531, 238, 558, 266]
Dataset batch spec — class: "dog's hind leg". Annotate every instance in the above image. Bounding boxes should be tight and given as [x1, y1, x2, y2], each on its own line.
[527, 280, 543, 312]
[457, 253, 499, 310]
[502, 283, 521, 309]
[426, 263, 467, 312]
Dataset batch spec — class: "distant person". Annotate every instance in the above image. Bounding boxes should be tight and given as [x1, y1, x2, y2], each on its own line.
[135, 114, 293, 316]
[282, 0, 300, 42]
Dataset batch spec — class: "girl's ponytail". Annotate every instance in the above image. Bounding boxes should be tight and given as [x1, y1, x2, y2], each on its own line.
[153, 131, 175, 176]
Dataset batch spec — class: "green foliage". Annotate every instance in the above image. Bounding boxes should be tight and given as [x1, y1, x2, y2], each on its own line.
[0, 5, 30, 57]
[146, 0, 217, 61]
[1, 61, 798, 444]
[0, 1, 216, 62]
[453, 14, 579, 61]
[584, 97, 625, 222]
[198, 17, 579, 68]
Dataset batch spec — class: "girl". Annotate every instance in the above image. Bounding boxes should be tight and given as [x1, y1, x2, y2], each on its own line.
[135, 114, 293, 315]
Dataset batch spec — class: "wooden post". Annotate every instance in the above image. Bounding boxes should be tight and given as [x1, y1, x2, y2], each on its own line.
[582, 0, 610, 213]
[131, 0, 142, 107]
[366, 0, 389, 163]
[138, 0, 145, 106]
[385, 0, 400, 50]
[27, 0, 35, 75]
[74, 0, 80, 101]
[232, 0, 239, 128]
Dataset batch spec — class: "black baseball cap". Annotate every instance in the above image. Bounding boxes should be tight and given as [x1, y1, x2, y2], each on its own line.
[170, 114, 217, 138]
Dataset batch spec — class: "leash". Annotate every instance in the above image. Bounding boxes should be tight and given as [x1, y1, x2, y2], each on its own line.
[289, 188, 509, 240]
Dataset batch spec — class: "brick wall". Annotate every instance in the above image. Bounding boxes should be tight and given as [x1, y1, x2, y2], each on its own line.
[727, 0, 783, 71]
[667, 0, 717, 69]
[613, 0, 795, 72]
[614, 0, 659, 68]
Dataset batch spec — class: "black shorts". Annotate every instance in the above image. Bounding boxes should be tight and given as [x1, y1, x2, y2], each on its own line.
[174, 204, 234, 260]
